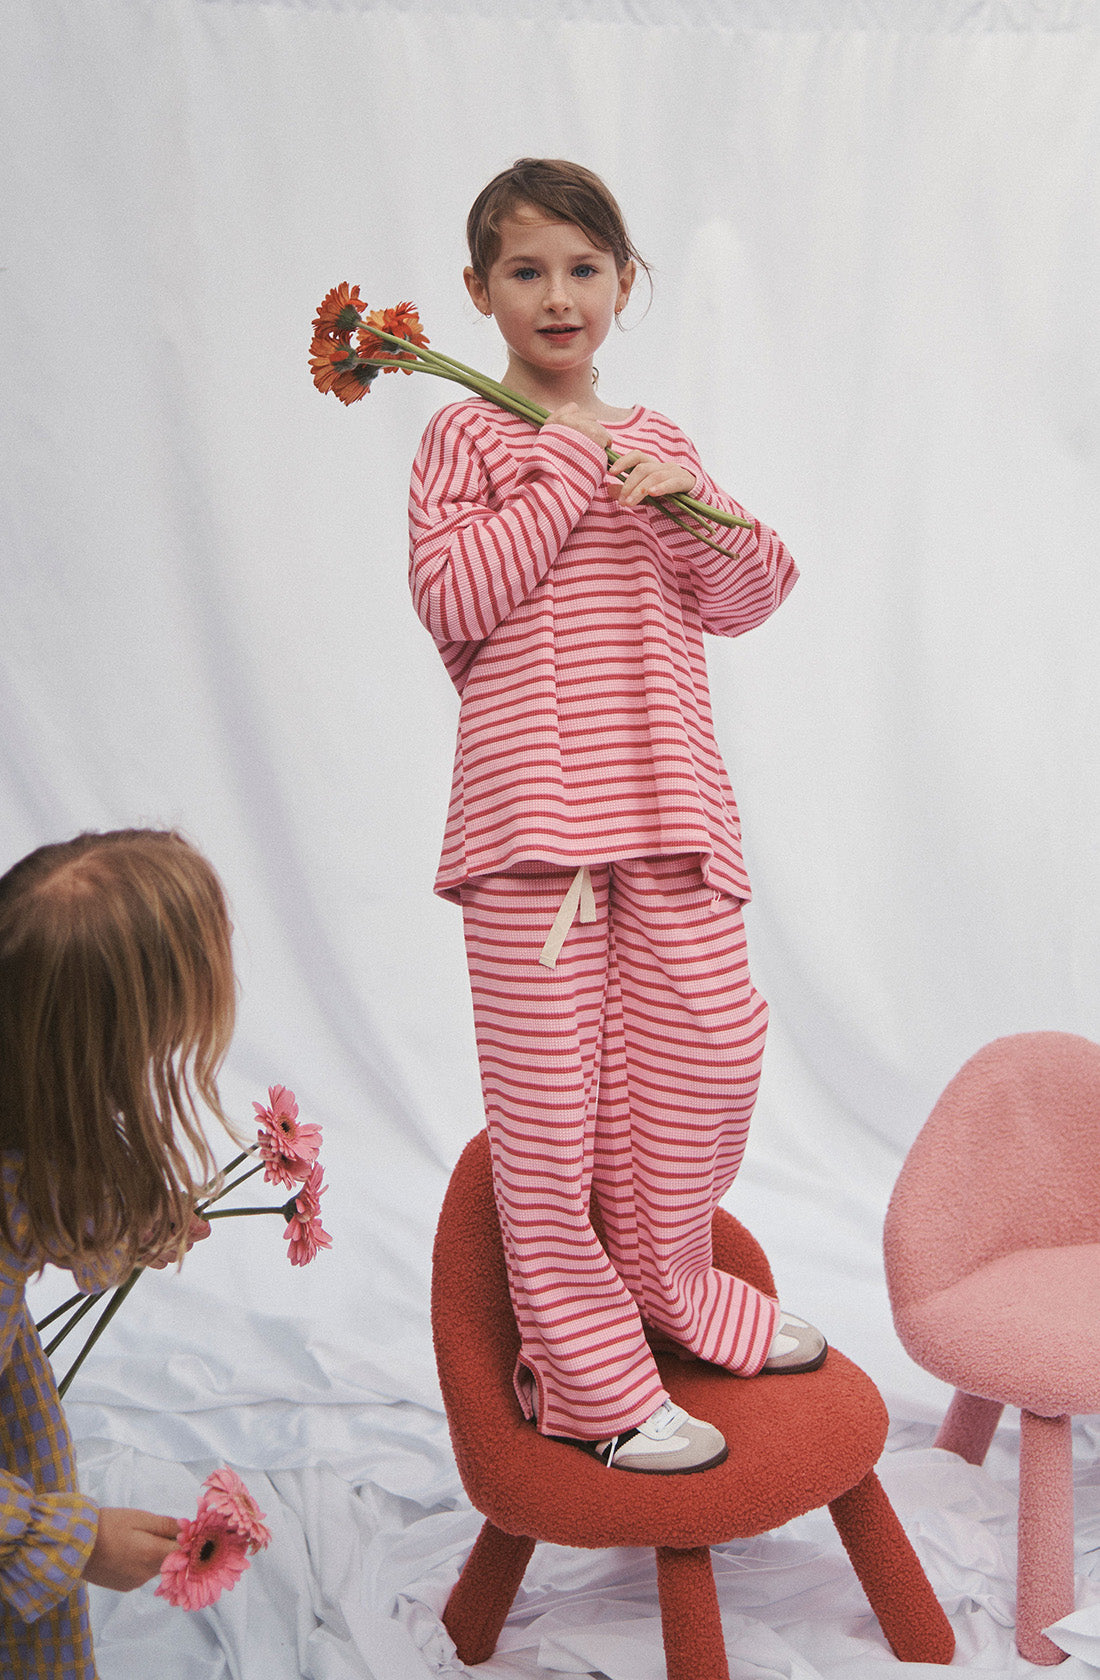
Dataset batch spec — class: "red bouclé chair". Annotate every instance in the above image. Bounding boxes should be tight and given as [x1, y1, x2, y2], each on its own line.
[884, 1032, 1100, 1666]
[432, 1131, 955, 1680]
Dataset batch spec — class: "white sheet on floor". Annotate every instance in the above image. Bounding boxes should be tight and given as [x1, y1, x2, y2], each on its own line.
[6, 1, 1100, 1676]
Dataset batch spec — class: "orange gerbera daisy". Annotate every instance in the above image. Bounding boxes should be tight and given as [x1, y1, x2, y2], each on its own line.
[360, 302, 429, 374]
[308, 335, 377, 404]
[311, 282, 367, 341]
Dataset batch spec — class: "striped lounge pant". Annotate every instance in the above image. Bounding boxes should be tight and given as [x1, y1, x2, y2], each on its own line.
[460, 855, 778, 1442]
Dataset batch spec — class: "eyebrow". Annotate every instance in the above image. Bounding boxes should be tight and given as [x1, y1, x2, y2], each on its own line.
[502, 248, 607, 265]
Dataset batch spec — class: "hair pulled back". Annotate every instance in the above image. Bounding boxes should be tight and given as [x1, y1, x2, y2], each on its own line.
[466, 157, 649, 285]
[0, 828, 237, 1273]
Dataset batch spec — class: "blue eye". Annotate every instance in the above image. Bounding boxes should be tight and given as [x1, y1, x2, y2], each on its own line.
[573, 264, 597, 278]
[514, 267, 538, 281]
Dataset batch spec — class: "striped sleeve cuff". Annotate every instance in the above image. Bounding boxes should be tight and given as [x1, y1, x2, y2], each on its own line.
[525, 424, 608, 500]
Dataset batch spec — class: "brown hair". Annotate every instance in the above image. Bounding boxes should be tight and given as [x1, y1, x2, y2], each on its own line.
[0, 828, 237, 1274]
[466, 157, 650, 285]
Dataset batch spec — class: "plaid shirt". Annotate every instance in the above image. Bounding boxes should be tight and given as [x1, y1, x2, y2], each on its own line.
[1, 1162, 98, 1679]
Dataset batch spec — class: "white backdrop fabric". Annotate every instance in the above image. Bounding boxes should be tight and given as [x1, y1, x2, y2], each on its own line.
[4, 2, 1100, 1675]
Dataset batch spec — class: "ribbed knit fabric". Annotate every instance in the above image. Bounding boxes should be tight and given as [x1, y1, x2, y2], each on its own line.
[411, 398, 795, 1440]
[409, 400, 798, 903]
[460, 858, 776, 1441]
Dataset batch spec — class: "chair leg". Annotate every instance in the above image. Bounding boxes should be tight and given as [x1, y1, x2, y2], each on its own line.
[934, 1389, 1004, 1465]
[655, 1546, 730, 1680]
[1016, 1410, 1074, 1666]
[829, 1469, 955, 1664]
[441, 1519, 536, 1666]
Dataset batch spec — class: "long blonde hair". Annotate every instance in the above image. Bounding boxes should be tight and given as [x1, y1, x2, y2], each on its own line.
[0, 828, 237, 1272]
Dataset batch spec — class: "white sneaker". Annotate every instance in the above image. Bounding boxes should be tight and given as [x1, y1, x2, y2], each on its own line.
[763, 1311, 827, 1374]
[590, 1400, 728, 1474]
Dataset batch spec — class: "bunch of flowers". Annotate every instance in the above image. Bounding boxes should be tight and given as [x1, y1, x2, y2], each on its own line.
[308, 284, 752, 552]
[37, 1086, 332, 1399]
[156, 1466, 272, 1610]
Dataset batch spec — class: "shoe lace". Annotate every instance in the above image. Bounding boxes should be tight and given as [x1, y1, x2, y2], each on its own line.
[640, 1400, 686, 1440]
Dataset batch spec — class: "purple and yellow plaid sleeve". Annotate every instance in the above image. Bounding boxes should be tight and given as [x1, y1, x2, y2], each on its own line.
[0, 1478, 97, 1622]
[0, 1162, 101, 1677]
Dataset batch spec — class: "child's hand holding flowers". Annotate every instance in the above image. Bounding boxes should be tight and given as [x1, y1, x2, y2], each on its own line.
[156, 1467, 272, 1610]
[309, 285, 752, 553]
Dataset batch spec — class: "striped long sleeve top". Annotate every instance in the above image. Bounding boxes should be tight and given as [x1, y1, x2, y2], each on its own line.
[409, 399, 797, 903]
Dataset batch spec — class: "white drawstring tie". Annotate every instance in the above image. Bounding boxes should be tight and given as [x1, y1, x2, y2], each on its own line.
[538, 866, 596, 968]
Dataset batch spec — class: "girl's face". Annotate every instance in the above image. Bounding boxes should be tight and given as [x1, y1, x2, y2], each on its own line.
[465, 208, 634, 390]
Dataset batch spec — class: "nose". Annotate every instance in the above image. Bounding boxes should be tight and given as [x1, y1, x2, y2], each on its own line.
[543, 273, 571, 311]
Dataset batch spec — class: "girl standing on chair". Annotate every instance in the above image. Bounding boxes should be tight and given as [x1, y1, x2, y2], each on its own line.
[410, 158, 824, 1473]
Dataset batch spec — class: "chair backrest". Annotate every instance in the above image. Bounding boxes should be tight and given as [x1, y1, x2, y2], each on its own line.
[884, 1031, 1100, 1312]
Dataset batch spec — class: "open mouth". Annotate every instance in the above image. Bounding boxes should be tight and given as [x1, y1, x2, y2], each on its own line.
[539, 326, 581, 337]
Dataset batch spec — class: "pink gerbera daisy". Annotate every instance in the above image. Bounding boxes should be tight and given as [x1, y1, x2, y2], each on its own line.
[283, 1162, 332, 1266]
[155, 1510, 251, 1610]
[253, 1085, 322, 1188]
[200, 1466, 272, 1552]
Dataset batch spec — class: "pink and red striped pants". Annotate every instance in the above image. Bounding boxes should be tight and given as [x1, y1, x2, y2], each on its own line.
[460, 855, 778, 1441]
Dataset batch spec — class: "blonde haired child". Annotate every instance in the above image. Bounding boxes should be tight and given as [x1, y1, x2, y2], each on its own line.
[410, 159, 825, 1474]
[0, 828, 238, 1677]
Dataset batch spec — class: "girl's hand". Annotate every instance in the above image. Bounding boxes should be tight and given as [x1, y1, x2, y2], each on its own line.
[82, 1508, 181, 1591]
[609, 451, 695, 508]
[143, 1214, 212, 1270]
[544, 403, 613, 452]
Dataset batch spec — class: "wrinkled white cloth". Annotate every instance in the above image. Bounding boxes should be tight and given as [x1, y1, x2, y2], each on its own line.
[62, 1426, 1100, 1680]
[9, 0, 1100, 1675]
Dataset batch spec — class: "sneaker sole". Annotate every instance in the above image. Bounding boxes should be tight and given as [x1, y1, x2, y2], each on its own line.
[605, 1440, 730, 1474]
[762, 1339, 829, 1375]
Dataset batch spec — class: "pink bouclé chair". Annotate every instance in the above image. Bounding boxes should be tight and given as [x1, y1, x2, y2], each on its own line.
[884, 1031, 1100, 1665]
[433, 1130, 955, 1680]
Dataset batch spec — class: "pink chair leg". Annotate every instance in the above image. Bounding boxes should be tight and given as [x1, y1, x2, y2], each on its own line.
[934, 1390, 1005, 1465]
[442, 1520, 536, 1665]
[1016, 1410, 1074, 1666]
[655, 1546, 730, 1680]
[829, 1470, 955, 1663]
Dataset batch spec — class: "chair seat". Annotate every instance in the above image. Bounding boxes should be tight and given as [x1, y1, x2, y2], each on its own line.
[450, 1345, 888, 1550]
[436, 1130, 955, 1674]
[894, 1243, 1100, 1416]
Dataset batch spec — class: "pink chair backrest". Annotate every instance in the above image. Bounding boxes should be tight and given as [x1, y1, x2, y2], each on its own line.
[885, 1032, 1100, 1311]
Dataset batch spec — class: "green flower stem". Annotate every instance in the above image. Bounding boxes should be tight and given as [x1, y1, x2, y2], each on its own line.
[197, 1159, 264, 1213]
[35, 1290, 89, 1334]
[350, 322, 751, 533]
[214, 1149, 254, 1181]
[57, 1269, 142, 1400]
[359, 344, 545, 425]
[40, 1149, 265, 1343]
[649, 497, 752, 557]
[358, 328, 547, 420]
[204, 1206, 287, 1218]
[43, 1289, 103, 1353]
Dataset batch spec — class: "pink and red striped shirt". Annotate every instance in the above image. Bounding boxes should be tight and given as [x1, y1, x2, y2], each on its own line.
[409, 399, 797, 902]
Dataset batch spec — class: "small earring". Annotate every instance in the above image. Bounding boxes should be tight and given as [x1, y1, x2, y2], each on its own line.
[591, 366, 600, 388]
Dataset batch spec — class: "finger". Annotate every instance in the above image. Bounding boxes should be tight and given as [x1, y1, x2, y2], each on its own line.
[143, 1534, 182, 1568]
[135, 1512, 184, 1541]
[618, 468, 661, 505]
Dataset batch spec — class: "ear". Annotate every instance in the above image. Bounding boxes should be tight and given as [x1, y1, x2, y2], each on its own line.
[464, 265, 492, 316]
[615, 259, 636, 316]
